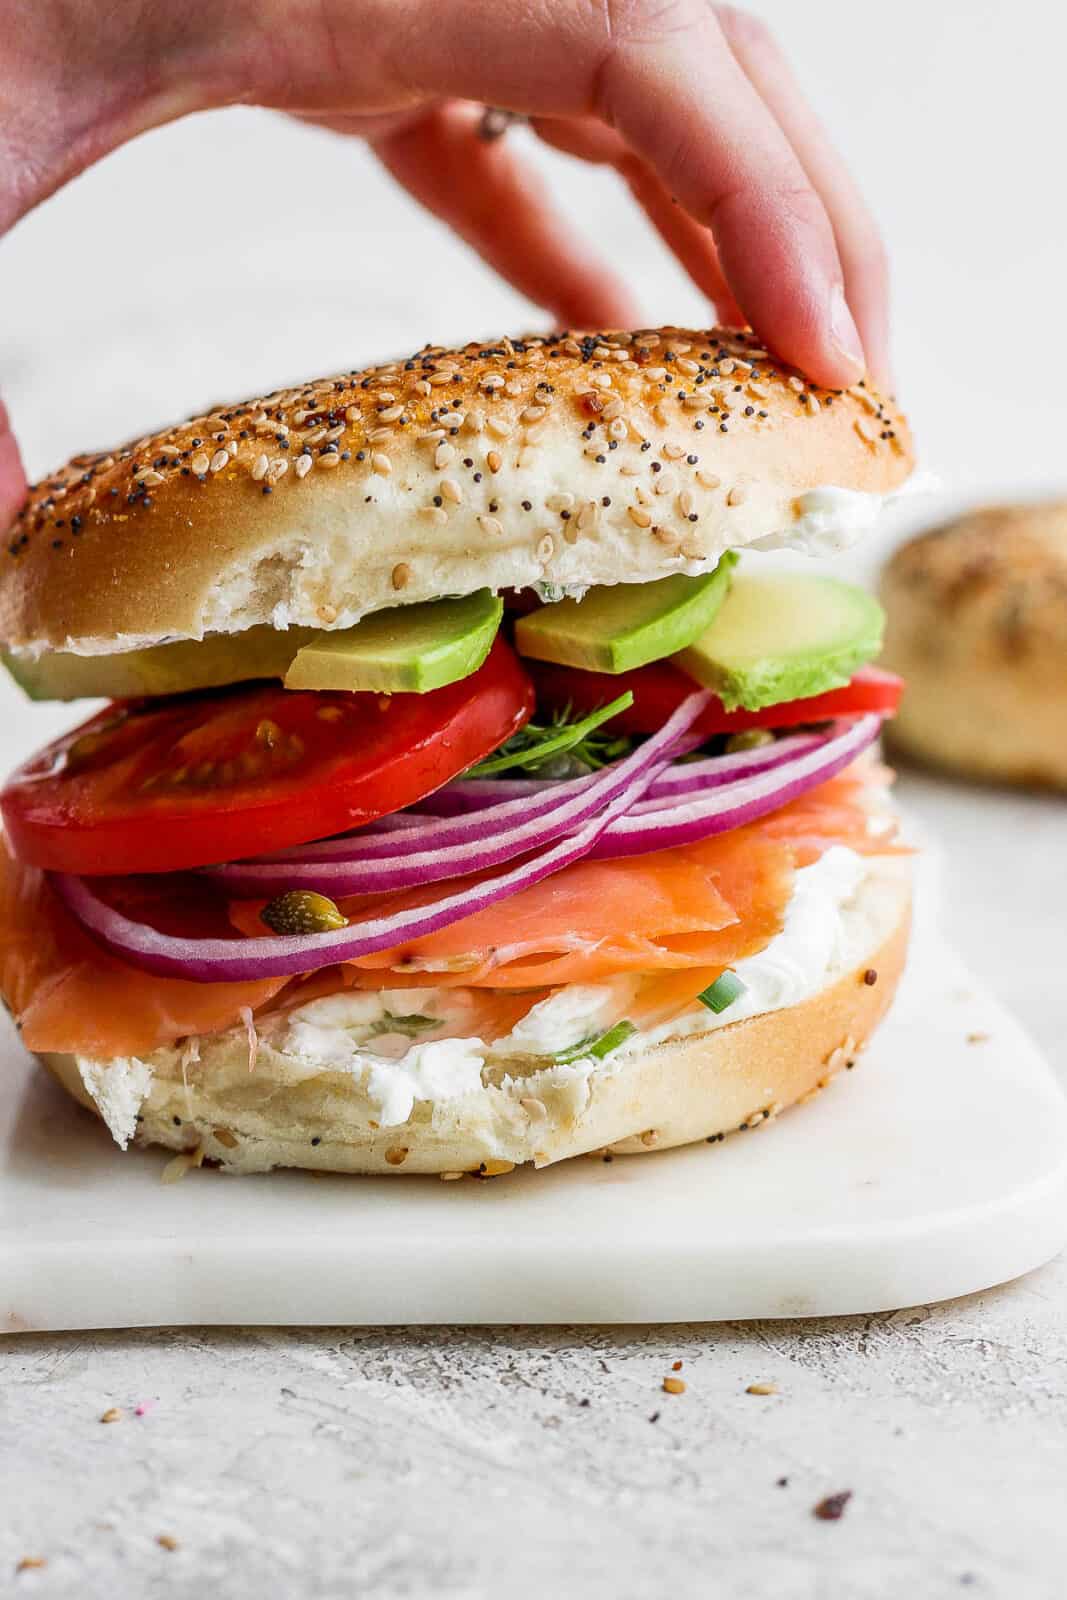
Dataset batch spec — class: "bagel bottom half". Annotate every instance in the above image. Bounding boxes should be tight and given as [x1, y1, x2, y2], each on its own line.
[41, 863, 911, 1177]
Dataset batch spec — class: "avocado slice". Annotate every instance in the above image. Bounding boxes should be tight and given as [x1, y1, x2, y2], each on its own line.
[283, 590, 503, 694]
[674, 572, 884, 711]
[514, 556, 737, 675]
[3, 624, 312, 702]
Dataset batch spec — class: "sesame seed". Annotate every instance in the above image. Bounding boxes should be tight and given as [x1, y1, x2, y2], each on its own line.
[653, 470, 676, 497]
[378, 404, 404, 422]
[486, 416, 512, 440]
[391, 562, 412, 590]
[644, 366, 667, 381]
[419, 506, 448, 524]
[653, 526, 681, 547]
[696, 470, 721, 490]
[440, 477, 463, 505]
[634, 483, 653, 507]
[546, 492, 575, 512]
[726, 485, 747, 506]
[434, 441, 456, 470]
[788, 375, 805, 393]
[268, 458, 289, 482]
[294, 454, 313, 479]
[317, 452, 340, 469]
[465, 409, 485, 433]
[628, 506, 652, 529]
[678, 489, 694, 518]
[371, 451, 393, 475]
[486, 450, 503, 474]
[855, 417, 878, 444]
[190, 452, 210, 475]
[477, 514, 503, 537]
[662, 443, 686, 461]
[806, 392, 821, 415]
[537, 534, 555, 562]
[682, 393, 707, 410]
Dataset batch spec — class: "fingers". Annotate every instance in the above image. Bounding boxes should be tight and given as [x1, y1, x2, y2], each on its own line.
[372, 101, 639, 329]
[0, 399, 27, 532]
[533, 117, 744, 325]
[344, 0, 866, 386]
[590, 2, 865, 388]
[715, 5, 892, 389]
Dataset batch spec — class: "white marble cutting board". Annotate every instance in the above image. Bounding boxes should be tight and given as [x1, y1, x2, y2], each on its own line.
[2, 923, 1065, 1331]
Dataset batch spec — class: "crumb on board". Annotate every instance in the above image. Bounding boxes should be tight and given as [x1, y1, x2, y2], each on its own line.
[100, 1406, 122, 1424]
[671, 1360, 683, 1371]
[814, 1490, 853, 1521]
[967, 1032, 990, 1045]
[16, 1557, 47, 1573]
[662, 1376, 686, 1395]
[746, 1381, 779, 1395]
[156, 1534, 180, 1552]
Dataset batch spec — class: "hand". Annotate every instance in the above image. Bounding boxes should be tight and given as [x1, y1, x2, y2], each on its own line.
[0, 0, 891, 521]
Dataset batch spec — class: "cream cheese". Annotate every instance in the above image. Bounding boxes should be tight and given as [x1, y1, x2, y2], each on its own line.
[76, 1056, 153, 1148]
[751, 472, 936, 558]
[276, 848, 878, 1126]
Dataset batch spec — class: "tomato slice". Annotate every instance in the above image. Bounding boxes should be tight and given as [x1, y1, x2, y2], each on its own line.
[1, 637, 533, 875]
[526, 659, 903, 736]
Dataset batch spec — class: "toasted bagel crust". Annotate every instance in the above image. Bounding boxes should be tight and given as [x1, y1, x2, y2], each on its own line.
[41, 864, 910, 1176]
[881, 501, 1067, 788]
[2, 327, 911, 654]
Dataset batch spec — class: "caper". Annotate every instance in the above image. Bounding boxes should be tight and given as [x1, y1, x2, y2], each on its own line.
[260, 889, 348, 935]
[724, 728, 776, 754]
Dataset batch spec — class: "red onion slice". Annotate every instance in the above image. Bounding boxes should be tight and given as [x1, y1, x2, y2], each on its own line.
[243, 730, 825, 866]
[205, 717, 706, 896]
[587, 715, 882, 858]
[49, 691, 712, 982]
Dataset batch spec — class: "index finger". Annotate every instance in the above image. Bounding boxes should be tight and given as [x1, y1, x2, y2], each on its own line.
[351, 0, 866, 384]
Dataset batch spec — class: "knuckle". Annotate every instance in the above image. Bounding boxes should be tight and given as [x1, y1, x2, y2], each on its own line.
[714, 5, 776, 59]
[604, 0, 706, 47]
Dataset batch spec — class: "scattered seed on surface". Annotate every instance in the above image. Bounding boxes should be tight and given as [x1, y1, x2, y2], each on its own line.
[662, 1376, 686, 1395]
[814, 1491, 853, 1521]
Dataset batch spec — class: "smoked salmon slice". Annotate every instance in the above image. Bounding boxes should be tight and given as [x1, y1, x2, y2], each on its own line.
[0, 762, 898, 1058]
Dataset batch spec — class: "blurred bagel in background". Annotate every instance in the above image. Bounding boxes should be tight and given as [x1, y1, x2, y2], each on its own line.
[880, 501, 1067, 789]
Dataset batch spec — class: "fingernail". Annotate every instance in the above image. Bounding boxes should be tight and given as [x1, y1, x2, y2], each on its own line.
[829, 284, 866, 378]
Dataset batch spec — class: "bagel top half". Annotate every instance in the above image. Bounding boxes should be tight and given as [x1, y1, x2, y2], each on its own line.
[0, 326, 912, 656]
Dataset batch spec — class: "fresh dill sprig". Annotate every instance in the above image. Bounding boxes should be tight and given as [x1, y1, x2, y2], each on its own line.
[467, 692, 635, 778]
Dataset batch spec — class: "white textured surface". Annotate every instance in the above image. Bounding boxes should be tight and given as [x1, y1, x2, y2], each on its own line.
[3, 1, 1067, 1590]
[4, 922, 1066, 1331]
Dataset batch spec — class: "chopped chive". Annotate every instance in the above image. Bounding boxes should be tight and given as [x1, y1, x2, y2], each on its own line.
[554, 1019, 637, 1064]
[588, 1019, 637, 1058]
[467, 691, 634, 776]
[698, 971, 747, 1015]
